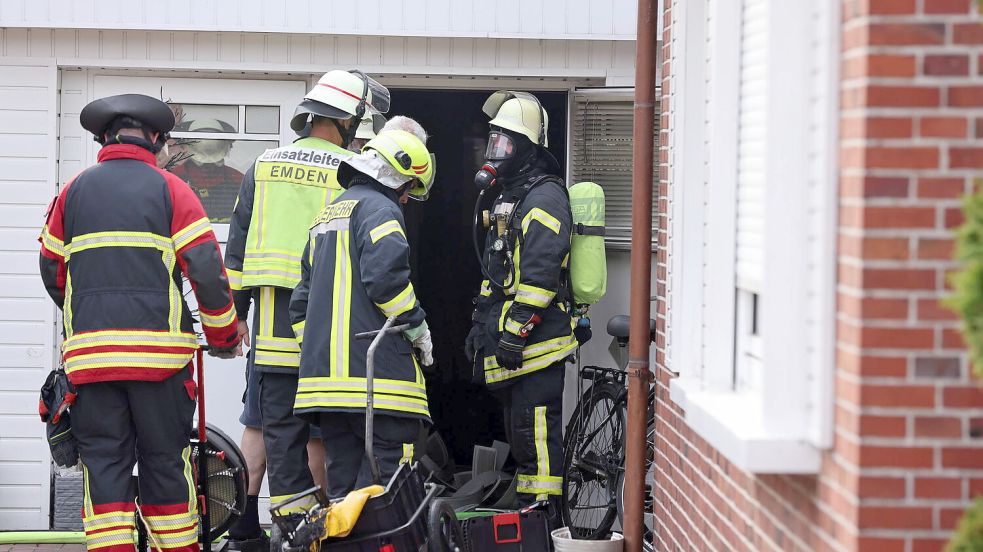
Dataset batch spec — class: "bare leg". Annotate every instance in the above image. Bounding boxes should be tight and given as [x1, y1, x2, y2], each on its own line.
[241, 426, 268, 494]
[307, 437, 327, 492]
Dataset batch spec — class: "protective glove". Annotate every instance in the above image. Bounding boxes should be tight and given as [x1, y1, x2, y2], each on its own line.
[404, 322, 434, 366]
[495, 331, 526, 371]
[208, 338, 243, 359]
[411, 330, 434, 366]
[464, 323, 483, 361]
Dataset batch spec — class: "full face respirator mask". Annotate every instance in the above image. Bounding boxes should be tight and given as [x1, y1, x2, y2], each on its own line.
[473, 129, 535, 191]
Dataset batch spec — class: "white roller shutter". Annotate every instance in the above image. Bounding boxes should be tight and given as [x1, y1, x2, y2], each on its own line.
[570, 91, 659, 247]
[736, 0, 768, 292]
[0, 58, 57, 530]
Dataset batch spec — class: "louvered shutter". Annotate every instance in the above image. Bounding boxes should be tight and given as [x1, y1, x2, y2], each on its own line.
[736, 0, 768, 292]
[570, 92, 659, 247]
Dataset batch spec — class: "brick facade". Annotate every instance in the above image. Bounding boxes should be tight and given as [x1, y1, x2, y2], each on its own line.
[654, 1, 983, 550]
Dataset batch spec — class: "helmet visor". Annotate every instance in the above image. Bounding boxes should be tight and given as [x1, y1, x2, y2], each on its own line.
[351, 72, 391, 115]
[484, 132, 515, 161]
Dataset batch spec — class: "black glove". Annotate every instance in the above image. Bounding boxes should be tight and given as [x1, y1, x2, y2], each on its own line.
[465, 323, 483, 362]
[495, 331, 526, 371]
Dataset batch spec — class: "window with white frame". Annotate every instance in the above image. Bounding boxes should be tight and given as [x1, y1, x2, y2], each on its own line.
[665, 0, 838, 474]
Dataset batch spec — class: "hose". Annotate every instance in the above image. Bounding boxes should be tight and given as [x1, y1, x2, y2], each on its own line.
[0, 532, 85, 544]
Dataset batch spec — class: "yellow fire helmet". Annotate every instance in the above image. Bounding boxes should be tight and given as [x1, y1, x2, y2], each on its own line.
[482, 90, 549, 147]
[339, 129, 436, 201]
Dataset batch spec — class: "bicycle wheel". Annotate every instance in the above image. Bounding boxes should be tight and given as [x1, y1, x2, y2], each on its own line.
[616, 386, 655, 550]
[561, 380, 625, 540]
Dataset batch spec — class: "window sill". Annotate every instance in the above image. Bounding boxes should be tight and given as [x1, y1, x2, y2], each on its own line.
[668, 377, 822, 474]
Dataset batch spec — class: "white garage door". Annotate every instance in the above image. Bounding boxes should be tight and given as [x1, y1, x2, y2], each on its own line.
[0, 58, 58, 530]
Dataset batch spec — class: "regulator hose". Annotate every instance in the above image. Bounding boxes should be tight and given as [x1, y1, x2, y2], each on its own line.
[472, 189, 514, 291]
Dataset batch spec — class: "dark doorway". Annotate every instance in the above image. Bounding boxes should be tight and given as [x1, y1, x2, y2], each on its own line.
[391, 88, 568, 468]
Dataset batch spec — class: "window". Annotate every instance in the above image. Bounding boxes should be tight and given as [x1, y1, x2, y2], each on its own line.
[569, 90, 659, 248]
[162, 104, 281, 224]
[665, 0, 838, 473]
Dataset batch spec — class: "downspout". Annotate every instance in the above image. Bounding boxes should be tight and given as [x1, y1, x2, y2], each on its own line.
[623, 0, 658, 550]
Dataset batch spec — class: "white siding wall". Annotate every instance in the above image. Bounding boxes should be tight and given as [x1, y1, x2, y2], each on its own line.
[0, 0, 638, 40]
[0, 28, 634, 83]
[0, 57, 57, 530]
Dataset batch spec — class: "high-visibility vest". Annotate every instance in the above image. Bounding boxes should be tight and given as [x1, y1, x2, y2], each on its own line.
[240, 138, 351, 289]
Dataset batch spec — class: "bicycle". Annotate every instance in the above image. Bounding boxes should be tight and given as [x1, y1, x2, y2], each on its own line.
[560, 314, 655, 550]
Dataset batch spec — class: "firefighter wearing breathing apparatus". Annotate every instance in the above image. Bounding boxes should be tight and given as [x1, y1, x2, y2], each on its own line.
[467, 91, 575, 518]
[289, 124, 436, 499]
[224, 70, 390, 517]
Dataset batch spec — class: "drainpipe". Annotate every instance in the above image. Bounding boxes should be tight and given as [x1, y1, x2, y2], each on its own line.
[623, 0, 658, 550]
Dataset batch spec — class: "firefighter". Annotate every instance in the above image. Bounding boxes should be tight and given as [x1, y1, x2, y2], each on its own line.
[349, 112, 386, 152]
[39, 93, 242, 552]
[224, 70, 391, 518]
[466, 91, 575, 521]
[289, 121, 435, 498]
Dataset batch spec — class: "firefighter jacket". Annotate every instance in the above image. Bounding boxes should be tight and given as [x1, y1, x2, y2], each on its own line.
[225, 137, 349, 373]
[475, 160, 576, 389]
[289, 180, 430, 422]
[39, 143, 239, 385]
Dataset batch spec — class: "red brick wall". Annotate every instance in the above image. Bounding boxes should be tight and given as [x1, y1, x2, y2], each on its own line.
[653, 1, 983, 551]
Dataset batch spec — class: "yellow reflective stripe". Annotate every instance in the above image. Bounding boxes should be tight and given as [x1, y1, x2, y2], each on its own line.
[259, 288, 274, 337]
[64, 330, 198, 351]
[66, 353, 193, 373]
[521, 208, 561, 235]
[41, 226, 65, 257]
[255, 335, 301, 352]
[516, 475, 562, 496]
[83, 514, 136, 532]
[270, 493, 319, 515]
[85, 528, 135, 549]
[483, 338, 577, 384]
[369, 219, 406, 244]
[173, 216, 212, 251]
[479, 280, 492, 297]
[64, 269, 75, 338]
[504, 318, 524, 336]
[66, 231, 173, 256]
[515, 284, 555, 308]
[335, 231, 353, 377]
[535, 406, 550, 486]
[81, 462, 93, 518]
[297, 377, 428, 399]
[255, 350, 301, 367]
[162, 249, 181, 331]
[227, 268, 243, 290]
[400, 443, 414, 465]
[292, 320, 305, 344]
[376, 283, 417, 318]
[244, 248, 303, 262]
[200, 304, 236, 328]
[183, 445, 196, 513]
[294, 394, 430, 417]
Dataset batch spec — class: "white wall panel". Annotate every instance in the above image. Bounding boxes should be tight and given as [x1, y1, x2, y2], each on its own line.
[0, 0, 636, 40]
[0, 57, 56, 530]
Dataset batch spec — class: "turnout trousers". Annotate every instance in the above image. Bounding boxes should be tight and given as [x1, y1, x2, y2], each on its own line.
[318, 413, 421, 499]
[259, 371, 315, 512]
[72, 366, 199, 552]
[494, 362, 565, 505]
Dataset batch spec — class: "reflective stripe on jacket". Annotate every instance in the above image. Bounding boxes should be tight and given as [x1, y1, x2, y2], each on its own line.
[39, 144, 238, 384]
[225, 137, 350, 291]
[289, 182, 429, 422]
[477, 174, 575, 388]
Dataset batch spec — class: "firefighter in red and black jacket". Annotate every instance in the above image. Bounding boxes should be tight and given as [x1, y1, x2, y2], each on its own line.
[38, 94, 242, 552]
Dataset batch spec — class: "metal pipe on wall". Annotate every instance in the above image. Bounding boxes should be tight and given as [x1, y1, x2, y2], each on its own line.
[622, 0, 658, 550]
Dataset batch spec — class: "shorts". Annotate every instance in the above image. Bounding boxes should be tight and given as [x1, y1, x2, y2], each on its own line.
[240, 359, 321, 439]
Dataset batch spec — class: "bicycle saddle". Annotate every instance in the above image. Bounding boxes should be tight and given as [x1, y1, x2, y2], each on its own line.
[606, 315, 657, 342]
